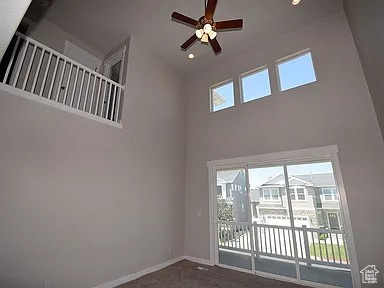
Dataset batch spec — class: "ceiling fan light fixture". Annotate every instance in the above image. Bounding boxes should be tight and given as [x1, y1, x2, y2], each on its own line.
[208, 30, 217, 40]
[171, 0, 244, 55]
[196, 29, 204, 38]
[201, 33, 209, 43]
[292, 0, 301, 5]
[203, 23, 212, 34]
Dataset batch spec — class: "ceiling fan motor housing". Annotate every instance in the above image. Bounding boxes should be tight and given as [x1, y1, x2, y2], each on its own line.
[197, 16, 216, 31]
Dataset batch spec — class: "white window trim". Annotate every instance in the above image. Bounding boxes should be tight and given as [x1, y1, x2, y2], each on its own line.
[321, 187, 339, 202]
[104, 46, 127, 85]
[239, 65, 271, 103]
[207, 145, 361, 288]
[275, 48, 317, 92]
[261, 187, 281, 202]
[290, 186, 307, 201]
[209, 78, 234, 113]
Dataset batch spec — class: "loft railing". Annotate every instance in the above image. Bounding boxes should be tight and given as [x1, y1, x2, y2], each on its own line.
[218, 221, 351, 270]
[0, 32, 124, 126]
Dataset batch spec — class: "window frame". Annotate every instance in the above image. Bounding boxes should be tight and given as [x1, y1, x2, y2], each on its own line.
[209, 78, 235, 113]
[239, 65, 271, 103]
[262, 187, 280, 202]
[321, 187, 339, 201]
[289, 186, 307, 201]
[275, 48, 317, 92]
[104, 45, 127, 85]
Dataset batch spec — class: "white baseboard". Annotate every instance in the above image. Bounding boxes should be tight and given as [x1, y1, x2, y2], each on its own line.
[93, 256, 184, 288]
[184, 255, 214, 266]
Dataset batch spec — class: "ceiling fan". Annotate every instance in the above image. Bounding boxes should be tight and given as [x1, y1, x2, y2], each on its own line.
[171, 0, 243, 55]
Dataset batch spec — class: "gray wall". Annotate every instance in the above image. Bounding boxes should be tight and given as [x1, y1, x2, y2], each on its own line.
[0, 0, 32, 61]
[184, 11, 384, 286]
[344, 0, 384, 140]
[0, 36, 185, 288]
[29, 19, 105, 61]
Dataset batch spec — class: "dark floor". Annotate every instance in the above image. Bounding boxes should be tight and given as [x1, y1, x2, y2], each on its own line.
[116, 260, 308, 288]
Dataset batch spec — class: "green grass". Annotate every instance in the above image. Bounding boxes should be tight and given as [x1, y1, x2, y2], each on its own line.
[309, 243, 348, 261]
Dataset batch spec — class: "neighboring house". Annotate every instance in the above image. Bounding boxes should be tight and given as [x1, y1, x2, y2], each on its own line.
[217, 170, 247, 222]
[250, 173, 343, 229]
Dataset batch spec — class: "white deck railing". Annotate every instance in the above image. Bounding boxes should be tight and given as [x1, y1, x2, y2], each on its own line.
[218, 221, 350, 269]
[0, 32, 124, 126]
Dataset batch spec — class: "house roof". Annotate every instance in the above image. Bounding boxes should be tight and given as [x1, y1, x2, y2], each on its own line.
[294, 174, 335, 186]
[217, 170, 240, 183]
[261, 173, 335, 187]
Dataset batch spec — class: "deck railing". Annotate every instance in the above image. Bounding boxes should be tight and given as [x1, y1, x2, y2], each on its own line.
[218, 221, 252, 252]
[218, 221, 350, 269]
[0, 32, 124, 125]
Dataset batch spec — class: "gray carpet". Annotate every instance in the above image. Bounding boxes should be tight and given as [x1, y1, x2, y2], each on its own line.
[116, 260, 308, 288]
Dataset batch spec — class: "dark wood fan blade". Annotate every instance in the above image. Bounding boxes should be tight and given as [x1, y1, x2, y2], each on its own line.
[209, 38, 222, 55]
[215, 19, 244, 31]
[181, 34, 198, 50]
[205, 0, 218, 20]
[171, 12, 198, 28]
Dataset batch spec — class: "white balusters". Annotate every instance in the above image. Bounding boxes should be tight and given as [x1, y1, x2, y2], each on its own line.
[31, 48, 45, 93]
[82, 72, 91, 111]
[0, 32, 124, 126]
[217, 222, 350, 270]
[75, 70, 86, 109]
[21, 44, 37, 90]
[39, 52, 53, 96]
[47, 56, 60, 99]
[63, 63, 74, 104]
[70, 67, 80, 107]
[12, 38, 29, 87]
[89, 75, 97, 113]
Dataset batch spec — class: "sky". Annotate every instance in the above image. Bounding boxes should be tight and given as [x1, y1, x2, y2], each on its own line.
[249, 161, 333, 187]
[242, 68, 271, 102]
[278, 52, 317, 91]
[212, 51, 316, 112]
[212, 81, 234, 112]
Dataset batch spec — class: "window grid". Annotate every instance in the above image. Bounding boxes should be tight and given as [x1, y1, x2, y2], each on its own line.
[263, 188, 280, 201]
[290, 187, 307, 201]
[322, 187, 339, 201]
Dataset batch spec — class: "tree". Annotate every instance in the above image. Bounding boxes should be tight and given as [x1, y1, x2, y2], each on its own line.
[217, 200, 234, 221]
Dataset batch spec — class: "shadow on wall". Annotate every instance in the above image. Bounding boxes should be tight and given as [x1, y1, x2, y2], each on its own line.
[23, 0, 55, 34]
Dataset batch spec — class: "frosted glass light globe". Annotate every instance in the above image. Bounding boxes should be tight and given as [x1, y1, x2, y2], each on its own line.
[201, 33, 209, 43]
[195, 29, 204, 39]
[203, 23, 212, 34]
[209, 30, 217, 40]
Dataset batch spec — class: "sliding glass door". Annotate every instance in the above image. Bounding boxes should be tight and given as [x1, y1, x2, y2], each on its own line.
[214, 157, 354, 288]
[216, 168, 253, 270]
[286, 162, 352, 287]
[248, 165, 298, 279]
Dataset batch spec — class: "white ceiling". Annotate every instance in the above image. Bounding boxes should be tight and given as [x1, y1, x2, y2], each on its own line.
[44, 0, 343, 75]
